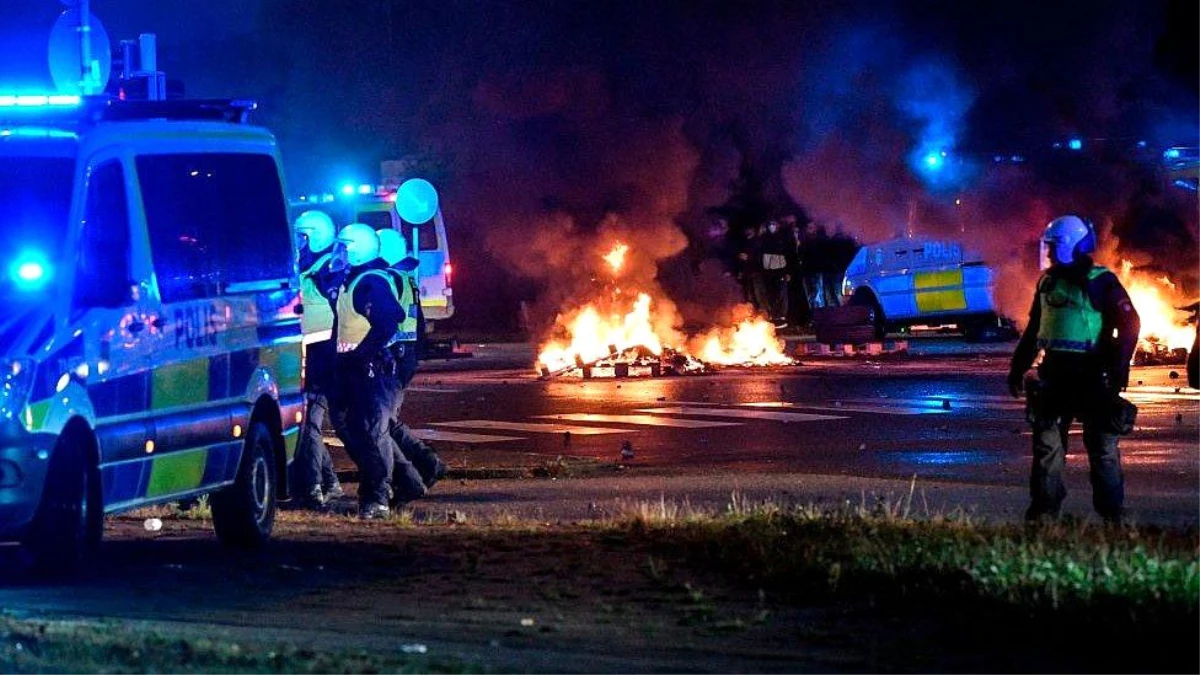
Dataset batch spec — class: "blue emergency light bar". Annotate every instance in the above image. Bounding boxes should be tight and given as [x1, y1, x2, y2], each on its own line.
[0, 94, 81, 107]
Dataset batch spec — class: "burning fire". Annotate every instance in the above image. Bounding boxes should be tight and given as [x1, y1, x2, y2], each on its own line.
[1115, 260, 1194, 352]
[537, 243, 795, 376]
[603, 242, 629, 274]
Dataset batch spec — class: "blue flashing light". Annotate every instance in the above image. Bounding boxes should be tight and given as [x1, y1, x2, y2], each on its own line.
[9, 251, 52, 291]
[1068, 138, 1082, 151]
[0, 93, 80, 107]
[305, 194, 319, 203]
[1164, 147, 1182, 159]
[1136, 140, 1147, 148]
[339, 183, 355, 197]
[321, 193, 335, 203]
[357, 183, 372, 195]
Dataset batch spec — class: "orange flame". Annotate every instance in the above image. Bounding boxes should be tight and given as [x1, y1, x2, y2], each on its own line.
[1116, 259, 1193, 351]
[690, 312, 794, 366]
[603, 242, 629, 274]
[537, 291, 792, 373]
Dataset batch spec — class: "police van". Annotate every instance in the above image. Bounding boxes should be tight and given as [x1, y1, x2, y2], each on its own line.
[841, 236, 1013, 341]
[293, 188, 454, 326]
[0, 95, 304, 571]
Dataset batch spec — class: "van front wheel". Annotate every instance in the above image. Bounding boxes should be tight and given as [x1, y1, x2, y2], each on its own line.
[20, 435, 102, 576]
[211, 421, 277, 548]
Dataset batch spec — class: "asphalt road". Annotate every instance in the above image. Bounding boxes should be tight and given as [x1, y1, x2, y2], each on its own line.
[395, 343, 1198, 527]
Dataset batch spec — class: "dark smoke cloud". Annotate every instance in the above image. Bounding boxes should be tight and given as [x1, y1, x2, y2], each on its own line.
[1, 0, 1194, 331]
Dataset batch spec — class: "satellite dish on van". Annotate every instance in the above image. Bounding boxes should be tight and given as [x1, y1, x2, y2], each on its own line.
[395, 178, 439, 224]
[48, 9, 112, 95]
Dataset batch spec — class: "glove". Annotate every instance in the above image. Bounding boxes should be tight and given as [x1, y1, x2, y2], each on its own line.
[1006, 370, 1025, 399]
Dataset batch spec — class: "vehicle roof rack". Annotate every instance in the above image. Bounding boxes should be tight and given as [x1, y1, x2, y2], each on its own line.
[91, 98, 258, 124]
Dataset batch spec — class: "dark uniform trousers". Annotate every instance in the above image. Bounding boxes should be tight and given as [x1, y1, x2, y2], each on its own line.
[291, 340, 339, 498]
[1026, 366, 1124, 521]
[337, 350, 422, 508]
[388, 342, 443, 489]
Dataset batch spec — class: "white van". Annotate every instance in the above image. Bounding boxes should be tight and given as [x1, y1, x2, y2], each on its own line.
[841, 236, 1011, 340]
[0, 96, 304, 571]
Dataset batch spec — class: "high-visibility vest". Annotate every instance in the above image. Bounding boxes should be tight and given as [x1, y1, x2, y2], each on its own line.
[387, 268, 421, 344]
[299, 253, 334, 336]
[1036, 265, 1108, 353]
[335, 269, 417, 353]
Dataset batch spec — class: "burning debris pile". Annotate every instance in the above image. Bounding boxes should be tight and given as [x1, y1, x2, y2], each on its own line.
[1114, 259, 1196, 366]
[536, 243, 797, 378]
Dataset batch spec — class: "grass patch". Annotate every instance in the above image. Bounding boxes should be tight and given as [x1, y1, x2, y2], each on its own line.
[0, 616, 477, 674]
[608, 495, 1197, 632]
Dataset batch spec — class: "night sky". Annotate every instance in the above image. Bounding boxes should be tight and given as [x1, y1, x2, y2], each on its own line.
[2, 0, 1196, 330]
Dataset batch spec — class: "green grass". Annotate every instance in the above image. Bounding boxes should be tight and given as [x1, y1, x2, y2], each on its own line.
[0, 617, 478, 674]
[609, 496, 1199, 620]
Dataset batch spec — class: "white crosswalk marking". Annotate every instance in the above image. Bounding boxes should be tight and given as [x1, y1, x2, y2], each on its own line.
[535, 413, 742, 428]
[743, 401, 945, 415]
[634, 407, 845, 422]
[408, 429, 524, 444]
[430, 420, 633, 435]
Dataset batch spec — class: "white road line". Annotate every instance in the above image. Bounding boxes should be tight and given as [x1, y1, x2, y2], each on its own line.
[743, 401, 944, 416]
[408, 429, 524, 444]
[1129, 385, 1199, 395]
[406, 386, 464, 393]
[535, 413, 742, 428]
[430, 420, 633, 435]
[633, 407, 846, 422]
[1124, 392, 1199, 402]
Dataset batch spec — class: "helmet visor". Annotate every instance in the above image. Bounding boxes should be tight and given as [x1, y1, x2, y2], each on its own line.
[1039, 236, 1074, 269]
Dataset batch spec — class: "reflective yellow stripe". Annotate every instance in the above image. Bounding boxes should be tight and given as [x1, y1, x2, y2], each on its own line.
[913, 269, 966, 312]
[145, 447, 208, 497]
[913, 269, 963, 290]
[152, 359, 210, 410]
[915, 288, 968, 312]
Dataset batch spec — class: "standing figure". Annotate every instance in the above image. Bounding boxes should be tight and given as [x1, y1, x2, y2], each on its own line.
[290, 210, 345, 510]
[760, 219, 793, 326]
[1007, 215, 1140, 524]
[377, 228, 449, 495]
[332, 224, 426, 519]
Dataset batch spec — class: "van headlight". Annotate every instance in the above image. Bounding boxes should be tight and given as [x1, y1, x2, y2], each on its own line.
[0, 357, 36, 424]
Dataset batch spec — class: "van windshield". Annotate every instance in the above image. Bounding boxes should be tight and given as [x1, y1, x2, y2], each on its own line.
[0, 156, 74, 300]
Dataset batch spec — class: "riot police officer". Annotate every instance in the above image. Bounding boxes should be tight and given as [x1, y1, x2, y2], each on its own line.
[1007, 215, 1140, 524]
[291, 210, 345, 509]
[332, 224, 426, 519]
[377, 228, 449, 494]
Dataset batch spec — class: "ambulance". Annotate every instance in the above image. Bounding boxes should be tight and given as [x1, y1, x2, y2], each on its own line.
[841, 236, 1013, 341]
[0, 95, 304, 572]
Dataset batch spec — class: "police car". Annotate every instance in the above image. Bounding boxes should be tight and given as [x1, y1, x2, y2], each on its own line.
[0, 95, 304, 571]
[841, 236, 1013, 340]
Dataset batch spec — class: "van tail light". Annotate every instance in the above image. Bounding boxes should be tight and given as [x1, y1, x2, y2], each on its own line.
[443, 262, 453, 283]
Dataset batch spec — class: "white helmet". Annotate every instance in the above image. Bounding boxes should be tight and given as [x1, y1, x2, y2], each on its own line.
[376, 228, 408, 266]
[334, 223, 380, 268]
[1040, 214, 1095, 268]
[293, 210, 336, 253]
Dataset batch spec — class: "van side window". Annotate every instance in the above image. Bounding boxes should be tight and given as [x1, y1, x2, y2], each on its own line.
[74, 161, 131, 309]
[138, 153, 292, 302]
